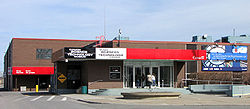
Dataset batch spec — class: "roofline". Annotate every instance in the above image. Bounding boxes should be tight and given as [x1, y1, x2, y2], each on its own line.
[112, 40, 250, 45]
[11, 38, 250, 45]
[12, 38, 110, 42]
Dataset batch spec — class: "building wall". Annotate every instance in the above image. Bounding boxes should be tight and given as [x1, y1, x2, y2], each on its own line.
[6, 38, 97, 90]
[86, 60, 123, 89]
[12, 38, 96, 67]
[191, 44, 250, 84]
[113, 40, 186, 49]
[5, 38, 250, 90]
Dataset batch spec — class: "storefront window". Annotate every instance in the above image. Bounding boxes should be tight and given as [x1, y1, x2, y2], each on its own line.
[36, 49, 52, 59]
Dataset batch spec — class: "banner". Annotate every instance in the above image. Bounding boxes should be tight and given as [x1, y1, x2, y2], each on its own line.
[202, 45, 248, 71]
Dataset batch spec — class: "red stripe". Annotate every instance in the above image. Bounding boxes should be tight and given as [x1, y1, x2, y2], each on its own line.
[127, 48, 206, 60]
[12, 67, 54, 75]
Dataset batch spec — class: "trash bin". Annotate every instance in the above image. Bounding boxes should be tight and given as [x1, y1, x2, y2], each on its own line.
[81, 86, 88, 94]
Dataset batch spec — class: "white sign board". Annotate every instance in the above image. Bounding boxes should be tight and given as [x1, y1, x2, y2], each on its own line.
[96, 48, 127, 59]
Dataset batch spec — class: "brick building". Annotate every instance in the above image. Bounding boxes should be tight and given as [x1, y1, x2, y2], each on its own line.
[4, 38, 250, 93]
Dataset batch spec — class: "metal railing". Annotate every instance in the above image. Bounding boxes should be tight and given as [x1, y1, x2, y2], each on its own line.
[182, 79, 244, 87]
[88, 80, 103, 86]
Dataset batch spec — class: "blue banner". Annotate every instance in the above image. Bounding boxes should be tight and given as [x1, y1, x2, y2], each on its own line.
[202, 45, 248, 71]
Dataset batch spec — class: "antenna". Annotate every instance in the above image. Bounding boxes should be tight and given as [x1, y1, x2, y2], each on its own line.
[233, 28, 235, 36]
[103, 5, 106, 40]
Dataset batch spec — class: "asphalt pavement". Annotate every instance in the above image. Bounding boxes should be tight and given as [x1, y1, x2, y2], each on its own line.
[1, 91, 250, 109]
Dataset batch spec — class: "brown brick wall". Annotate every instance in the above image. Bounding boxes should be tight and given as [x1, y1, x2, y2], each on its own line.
[113, 41, 186, 49]
[86, 60, 123, 89]
[12, 39, 95, 67]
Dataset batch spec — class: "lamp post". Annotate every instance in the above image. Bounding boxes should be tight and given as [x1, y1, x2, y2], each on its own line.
[118, 29, 121, 47]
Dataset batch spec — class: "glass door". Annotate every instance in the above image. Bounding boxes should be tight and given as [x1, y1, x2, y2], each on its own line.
[160, 66, 173, 87]
[152, 67, 160, 87]
[135, 67, 142, 88]
[144, 67, 150, 87]
[124, 65, 173, 88]
[124, 66, 133, 88]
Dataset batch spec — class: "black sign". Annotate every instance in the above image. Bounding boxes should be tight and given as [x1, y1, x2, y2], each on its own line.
[64, 47, 95, 59]
[110, 73, 121, 80]
[109, 66, 121, 80]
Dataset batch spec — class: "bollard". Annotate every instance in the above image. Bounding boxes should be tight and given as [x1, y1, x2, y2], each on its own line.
[36, 85, 39, 92]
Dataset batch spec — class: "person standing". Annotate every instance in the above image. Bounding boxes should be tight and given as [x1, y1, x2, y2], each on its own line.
[151, 74, 156, 87]
[147, 74, 153, 88]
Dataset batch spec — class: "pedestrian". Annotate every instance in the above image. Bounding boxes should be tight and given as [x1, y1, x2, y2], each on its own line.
[147, 74, 153, 88]
[151, 74, 156, 87]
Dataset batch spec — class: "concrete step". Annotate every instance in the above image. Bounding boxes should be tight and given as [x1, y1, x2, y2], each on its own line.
[88, 89, 108, 95]
[88, 88, 191, 96]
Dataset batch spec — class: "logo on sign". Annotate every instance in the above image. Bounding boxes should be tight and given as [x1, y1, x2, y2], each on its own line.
[65, 48, 94, 59]
[192, 56, 205, 60]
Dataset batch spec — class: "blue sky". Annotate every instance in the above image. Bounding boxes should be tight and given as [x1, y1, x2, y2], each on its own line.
[1, 0, 250, 73]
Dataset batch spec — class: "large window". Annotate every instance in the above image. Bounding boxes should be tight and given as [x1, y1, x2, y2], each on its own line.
[36, 49, 52, 59]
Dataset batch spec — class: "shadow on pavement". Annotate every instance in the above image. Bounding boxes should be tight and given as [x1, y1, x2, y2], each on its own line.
[21, 92, 56, 96]
[0, 88, 7, 91]
[77, 99, 107, 104]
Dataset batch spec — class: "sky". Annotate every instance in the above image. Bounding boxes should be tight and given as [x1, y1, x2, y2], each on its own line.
[0, 0, 250, 73]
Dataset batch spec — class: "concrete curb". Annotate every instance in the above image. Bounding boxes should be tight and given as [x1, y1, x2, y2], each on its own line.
[61, 94, 250, 106]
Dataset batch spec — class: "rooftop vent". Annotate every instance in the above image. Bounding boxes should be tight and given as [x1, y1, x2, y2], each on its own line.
[240, 34, 247, 37]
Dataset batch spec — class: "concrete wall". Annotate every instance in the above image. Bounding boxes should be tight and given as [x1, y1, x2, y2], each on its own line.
[228, 85, 250, 97]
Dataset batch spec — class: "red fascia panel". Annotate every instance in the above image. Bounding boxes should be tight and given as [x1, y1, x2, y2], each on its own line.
[12, 67, 54, 75]
[127, 48, 206, 60]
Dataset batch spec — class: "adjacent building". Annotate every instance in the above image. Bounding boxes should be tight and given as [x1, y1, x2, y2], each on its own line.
[221, 35, 250, 43]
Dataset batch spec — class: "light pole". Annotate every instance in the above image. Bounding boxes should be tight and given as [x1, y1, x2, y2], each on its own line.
[118, 29, 121, 47]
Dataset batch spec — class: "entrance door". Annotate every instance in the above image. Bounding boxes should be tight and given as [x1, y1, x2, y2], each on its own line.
[124, 65, 161, 88]
[124, 66, 133, 88]
[135, 67, 142, 88]
[160, 66, 173, 87]
[152, 67, 160, 87]
[67, 65, 81, 89]
[144, 67, 150, 87]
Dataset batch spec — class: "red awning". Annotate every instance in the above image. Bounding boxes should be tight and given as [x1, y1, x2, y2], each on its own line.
[12, 67, 54, 75]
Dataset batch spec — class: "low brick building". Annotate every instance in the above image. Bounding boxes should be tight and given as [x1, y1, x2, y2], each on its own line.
[4, 38, 250, 93]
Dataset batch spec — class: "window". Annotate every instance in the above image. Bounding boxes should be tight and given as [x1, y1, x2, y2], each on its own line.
[36, 49, 52, 59]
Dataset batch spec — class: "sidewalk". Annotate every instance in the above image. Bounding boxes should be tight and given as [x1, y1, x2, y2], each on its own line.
[62, 93, 250, 105]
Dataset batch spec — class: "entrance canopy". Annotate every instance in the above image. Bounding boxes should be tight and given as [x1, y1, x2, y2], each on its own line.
[52, 47, 206, 62]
